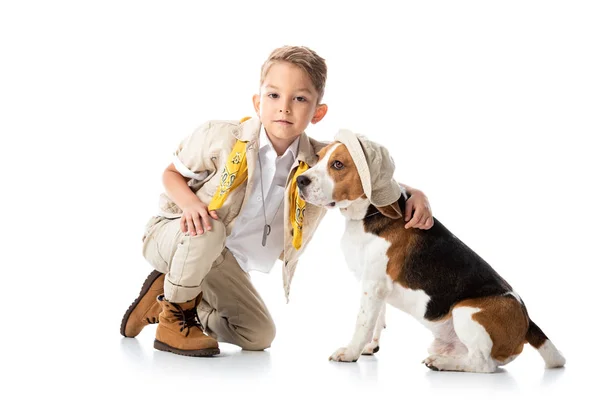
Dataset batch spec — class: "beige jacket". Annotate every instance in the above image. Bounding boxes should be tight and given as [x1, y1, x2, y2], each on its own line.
[152, 117, 328, 302]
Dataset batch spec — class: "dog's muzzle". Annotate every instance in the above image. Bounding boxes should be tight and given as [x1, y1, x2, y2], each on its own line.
[296, 175, 311, 189]
[296, 175, 310, 200]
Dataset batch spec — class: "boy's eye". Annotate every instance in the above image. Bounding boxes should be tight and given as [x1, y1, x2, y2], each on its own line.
[268, 93, 279, 99]
[332, 160, 344, 170]
[295, 96, 307, 102]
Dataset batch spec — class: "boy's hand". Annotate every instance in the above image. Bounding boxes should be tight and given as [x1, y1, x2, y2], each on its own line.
[180, 200, 219, 236]
[404, 190, 433, 230]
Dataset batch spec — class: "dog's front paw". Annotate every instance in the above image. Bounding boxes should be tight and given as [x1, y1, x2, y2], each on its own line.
[329, 347, 360, 362]
[362, 341, 380, 356]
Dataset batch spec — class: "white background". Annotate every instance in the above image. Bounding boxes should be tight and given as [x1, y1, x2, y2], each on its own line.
[1, 1, 598, 399]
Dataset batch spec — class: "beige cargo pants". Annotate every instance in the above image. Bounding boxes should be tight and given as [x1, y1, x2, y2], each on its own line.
[142, 217, 276, 351]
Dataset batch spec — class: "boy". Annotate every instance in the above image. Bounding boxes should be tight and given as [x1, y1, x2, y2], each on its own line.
[120, 46, 434, 357]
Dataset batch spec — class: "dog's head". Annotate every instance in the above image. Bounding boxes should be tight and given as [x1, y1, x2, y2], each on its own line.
[297, 142, 403, 219]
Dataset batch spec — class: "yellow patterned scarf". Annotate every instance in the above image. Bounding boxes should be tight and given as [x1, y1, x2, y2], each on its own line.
[208, 117, 308, 249]
[289, 161, 309, 249]
[207, 139, 248, 211]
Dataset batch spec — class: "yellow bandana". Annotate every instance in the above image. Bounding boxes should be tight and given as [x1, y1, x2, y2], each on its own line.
[208, 140, 248, 211]
[208, 117, 308, 249]
[208, 117, 252, 211]
[289, 161, 309, 249]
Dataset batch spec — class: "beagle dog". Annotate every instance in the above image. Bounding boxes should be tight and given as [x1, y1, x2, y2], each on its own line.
[296, 141, 565, 372]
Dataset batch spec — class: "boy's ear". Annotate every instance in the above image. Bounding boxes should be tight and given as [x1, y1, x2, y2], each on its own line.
[311, 104, 328, 124]
[252, 94, 261, 116]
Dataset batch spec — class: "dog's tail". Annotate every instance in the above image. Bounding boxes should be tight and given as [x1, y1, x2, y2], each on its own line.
[525, 318, 566, 368]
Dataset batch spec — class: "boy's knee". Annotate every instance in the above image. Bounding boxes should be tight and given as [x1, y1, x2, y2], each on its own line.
[205, 218, 226, 238]
[184, 219, 226, 246]
[241, 320, 276, 351]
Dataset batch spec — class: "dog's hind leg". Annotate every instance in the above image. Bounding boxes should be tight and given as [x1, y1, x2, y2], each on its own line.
[423, 306, 497, 373]
[423, 296, 527, 373]
[362, 303, 386, 355]
[427, 318, 467, 357]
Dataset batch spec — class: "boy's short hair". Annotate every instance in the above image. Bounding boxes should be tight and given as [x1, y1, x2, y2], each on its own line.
[260, 45, 327, 104]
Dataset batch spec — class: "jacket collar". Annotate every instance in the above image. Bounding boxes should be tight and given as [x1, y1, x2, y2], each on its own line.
[296, 132, 318, 167]
[236, 116, 261, 142]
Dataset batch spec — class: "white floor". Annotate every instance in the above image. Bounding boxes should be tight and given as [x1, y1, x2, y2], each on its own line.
[7, 258, 588, 400]
[112, 332, 575, 400]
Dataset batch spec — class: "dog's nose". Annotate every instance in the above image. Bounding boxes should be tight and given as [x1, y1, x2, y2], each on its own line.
[296, 175, 311, 189]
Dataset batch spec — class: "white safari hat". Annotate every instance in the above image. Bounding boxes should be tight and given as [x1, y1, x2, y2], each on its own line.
[334, 129, 402, 207]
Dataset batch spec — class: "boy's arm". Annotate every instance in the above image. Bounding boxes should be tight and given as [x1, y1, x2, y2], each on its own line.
[163, 163, 218, 236]
[165, 121, 221, 235]
[400, 183, 416, 195]
[398, 183, 433, 230]
[163, 163, 200, 209]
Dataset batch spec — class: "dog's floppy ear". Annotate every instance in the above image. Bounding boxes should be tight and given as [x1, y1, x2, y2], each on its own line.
[376, 201, 402, 219]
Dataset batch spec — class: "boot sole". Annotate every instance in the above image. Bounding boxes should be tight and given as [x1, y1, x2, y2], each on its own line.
[154, 339, 220, 357]
[120, 270, 164, 337]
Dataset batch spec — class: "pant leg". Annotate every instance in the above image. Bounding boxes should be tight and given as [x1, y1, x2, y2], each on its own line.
[197, 249, 276, 351]
[142, 217, 226, 303]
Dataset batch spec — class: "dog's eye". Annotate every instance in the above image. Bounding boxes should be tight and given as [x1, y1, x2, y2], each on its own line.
[332, 160, 344, 170]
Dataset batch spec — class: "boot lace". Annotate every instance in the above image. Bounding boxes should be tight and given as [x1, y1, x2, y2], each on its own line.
[171, 304, 203, 337]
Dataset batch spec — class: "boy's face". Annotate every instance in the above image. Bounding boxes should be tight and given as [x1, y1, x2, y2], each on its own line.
[253, 62, 327, 144]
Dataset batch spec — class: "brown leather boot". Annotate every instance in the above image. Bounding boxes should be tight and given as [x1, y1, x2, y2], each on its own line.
[120, 270, 165, 337]
[154, 294, 220, 357]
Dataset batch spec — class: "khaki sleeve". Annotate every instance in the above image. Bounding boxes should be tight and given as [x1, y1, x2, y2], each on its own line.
[173, 121, 214, 179]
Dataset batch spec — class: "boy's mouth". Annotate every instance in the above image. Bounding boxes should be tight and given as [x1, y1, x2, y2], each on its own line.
[275, 120, 292, 125]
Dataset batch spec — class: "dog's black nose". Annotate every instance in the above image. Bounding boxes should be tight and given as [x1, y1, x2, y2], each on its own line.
[296, 175, 311, 188]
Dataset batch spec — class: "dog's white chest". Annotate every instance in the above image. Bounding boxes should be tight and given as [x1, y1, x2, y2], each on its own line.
[340, 219, 390, 280]
[340, 218, 432, 321]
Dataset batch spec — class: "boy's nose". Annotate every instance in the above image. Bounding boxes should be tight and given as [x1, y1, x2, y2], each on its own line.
[279, 109, 290, 114]
[296, 175, 311, 189]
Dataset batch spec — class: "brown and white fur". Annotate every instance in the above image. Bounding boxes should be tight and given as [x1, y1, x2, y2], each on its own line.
[296, 142, 566, 373]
